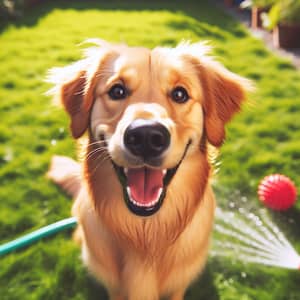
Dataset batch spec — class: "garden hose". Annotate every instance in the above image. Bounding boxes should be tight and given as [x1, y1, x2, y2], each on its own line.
[0, 217, 77, 257]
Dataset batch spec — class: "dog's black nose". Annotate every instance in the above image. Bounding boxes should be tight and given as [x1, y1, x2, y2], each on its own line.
[124, 120, 170, 159]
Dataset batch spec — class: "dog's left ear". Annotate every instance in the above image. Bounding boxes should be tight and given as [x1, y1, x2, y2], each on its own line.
[198, 59, 252, 147]
[177, 41, 252, 147]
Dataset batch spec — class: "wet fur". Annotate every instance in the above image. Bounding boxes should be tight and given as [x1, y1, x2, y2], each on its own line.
[47, 40, 250, 300]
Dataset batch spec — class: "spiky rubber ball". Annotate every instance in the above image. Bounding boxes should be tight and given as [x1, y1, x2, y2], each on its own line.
[258, 174, 297, 211]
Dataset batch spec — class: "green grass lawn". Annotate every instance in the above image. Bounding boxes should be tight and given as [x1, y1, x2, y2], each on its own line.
[0, 0, 300, 299]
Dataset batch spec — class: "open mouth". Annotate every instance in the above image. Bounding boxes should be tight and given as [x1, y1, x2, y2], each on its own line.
[112, 141, 191, 217]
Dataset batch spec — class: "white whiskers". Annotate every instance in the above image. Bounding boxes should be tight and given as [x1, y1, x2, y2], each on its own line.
[85, 140, 112, 176]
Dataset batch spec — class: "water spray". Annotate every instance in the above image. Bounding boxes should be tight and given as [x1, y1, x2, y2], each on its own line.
[212, 200, 300, 270]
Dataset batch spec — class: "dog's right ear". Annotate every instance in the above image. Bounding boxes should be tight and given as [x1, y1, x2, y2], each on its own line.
[47, 60, 95, 139]
[60, 70, 89, 139]
[47, 40, 115, 139]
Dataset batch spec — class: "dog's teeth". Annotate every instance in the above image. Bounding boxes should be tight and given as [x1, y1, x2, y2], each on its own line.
[126, 187, 143, 207]
[158, 187, 163, 197]
[162, 169, 167, 176]
[124, 168, 128, 175]
[127, 186, 163, 208]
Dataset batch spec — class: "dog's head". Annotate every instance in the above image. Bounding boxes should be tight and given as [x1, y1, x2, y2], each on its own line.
[48, 40, 251, 217]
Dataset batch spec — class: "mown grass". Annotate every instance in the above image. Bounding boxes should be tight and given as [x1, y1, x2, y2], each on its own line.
[0, 0, 299, 299]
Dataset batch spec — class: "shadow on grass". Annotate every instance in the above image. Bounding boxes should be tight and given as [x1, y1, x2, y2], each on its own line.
[0, 0, 245, 39]
[84, 275, 109, 300]
[186, 265, 219, 300]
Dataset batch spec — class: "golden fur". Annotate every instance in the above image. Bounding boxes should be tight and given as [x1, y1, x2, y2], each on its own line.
[47, 40, 250, 300]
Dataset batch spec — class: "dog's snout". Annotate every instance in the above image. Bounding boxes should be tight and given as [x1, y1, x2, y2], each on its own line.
[124, 119, 170, 159]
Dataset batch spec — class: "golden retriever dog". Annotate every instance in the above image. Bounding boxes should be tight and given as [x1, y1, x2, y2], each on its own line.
[47, 39, 250, 300]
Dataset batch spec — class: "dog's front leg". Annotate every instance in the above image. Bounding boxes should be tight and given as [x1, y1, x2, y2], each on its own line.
[168, 290, 185, 300]
[108, 291, 126, 300]
[122, 254, 159, 300]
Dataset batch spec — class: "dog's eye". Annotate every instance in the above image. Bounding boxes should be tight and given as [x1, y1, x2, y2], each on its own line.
[171, 87, 189, 103]
[108, 84, 128, 100]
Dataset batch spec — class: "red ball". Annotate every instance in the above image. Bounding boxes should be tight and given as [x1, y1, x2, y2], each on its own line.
[258, 174, 297, 211]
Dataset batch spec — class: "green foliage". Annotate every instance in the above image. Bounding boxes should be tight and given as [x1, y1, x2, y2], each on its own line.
[241, 0, 276, 8]
[277, 0, 300, 23]
[0, 0, 300, 299]
[263, 0, 300, 29]
[0, 0, 23, 19]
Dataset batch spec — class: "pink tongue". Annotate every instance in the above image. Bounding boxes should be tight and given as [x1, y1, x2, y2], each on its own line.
[127, 168, 164, 205]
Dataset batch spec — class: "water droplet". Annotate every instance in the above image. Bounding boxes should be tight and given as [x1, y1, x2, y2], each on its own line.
[241, 196, 247, 203]
[254, 216, 260, 223]
[238, 207, 245, 214]
[4, 148, 13, 162]
[43, 208, 50, 215]
[256, 220, 263, 227]
[248, 213, 255, 220]
[229, 212, 235, 219]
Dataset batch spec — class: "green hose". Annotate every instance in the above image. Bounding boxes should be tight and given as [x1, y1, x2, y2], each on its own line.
[0, 217, 77, 257]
